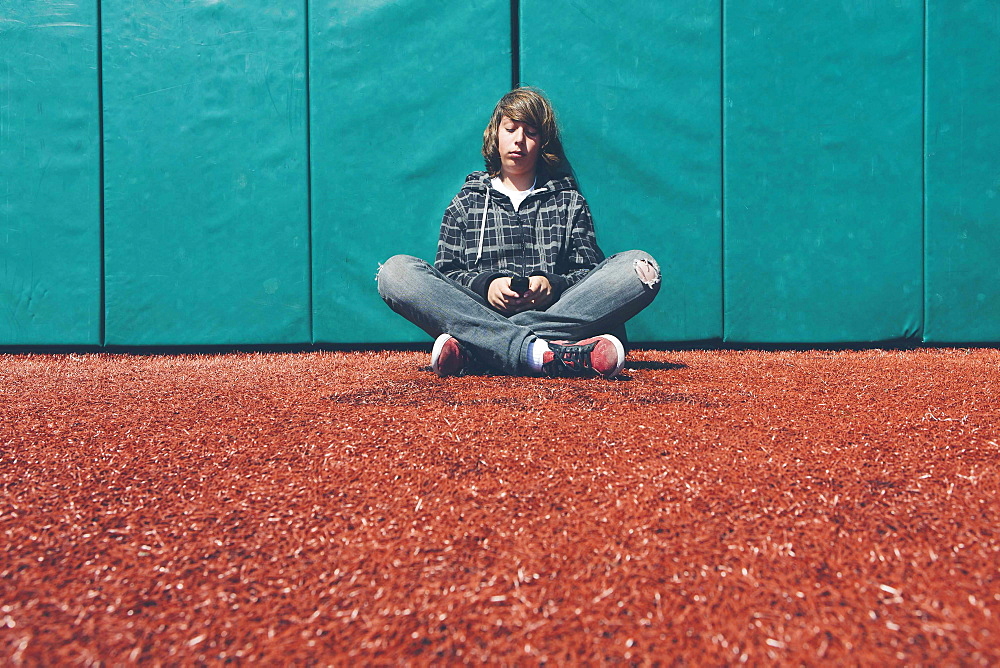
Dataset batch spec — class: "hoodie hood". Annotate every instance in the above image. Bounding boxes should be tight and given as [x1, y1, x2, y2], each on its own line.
[460, 170, 579, 197]
[464, 169, 578, 265]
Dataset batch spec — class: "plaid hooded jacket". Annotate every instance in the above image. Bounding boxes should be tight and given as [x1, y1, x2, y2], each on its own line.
[434, 170, 605, 301]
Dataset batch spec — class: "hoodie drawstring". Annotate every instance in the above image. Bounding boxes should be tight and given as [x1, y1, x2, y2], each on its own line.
[476, 188, 490, 264]
[476, 177, 537, 265]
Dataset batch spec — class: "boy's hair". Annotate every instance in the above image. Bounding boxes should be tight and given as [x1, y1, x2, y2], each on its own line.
[482, 87, 569, 177]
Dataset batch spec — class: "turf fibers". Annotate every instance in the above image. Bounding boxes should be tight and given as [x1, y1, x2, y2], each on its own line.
[1, 349, 998, 663]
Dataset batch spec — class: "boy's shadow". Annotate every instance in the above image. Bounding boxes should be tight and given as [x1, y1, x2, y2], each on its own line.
[625, 361, 687, 371]
[420, 361, 686, 378]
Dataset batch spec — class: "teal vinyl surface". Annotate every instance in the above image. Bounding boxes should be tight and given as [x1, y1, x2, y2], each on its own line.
[0, 2, 101, 345]
[310, 0, 510, 343]
[520, 1, 722, 342]
[102, 0, 310, 345]
[925, 1, 1000, 342]
[723, 0, 924, 343]
[5, 1, 1000, 349]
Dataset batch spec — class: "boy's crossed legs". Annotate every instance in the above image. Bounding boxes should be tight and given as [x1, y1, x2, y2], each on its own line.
[376, 251, 660, 378]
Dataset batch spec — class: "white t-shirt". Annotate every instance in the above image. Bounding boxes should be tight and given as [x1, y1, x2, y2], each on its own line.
[491, 176, 536, 211]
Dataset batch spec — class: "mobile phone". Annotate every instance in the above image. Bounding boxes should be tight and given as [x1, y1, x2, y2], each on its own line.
[510, 276, 529, 294]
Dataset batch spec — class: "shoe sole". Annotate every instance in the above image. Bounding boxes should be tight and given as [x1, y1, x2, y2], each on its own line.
[597, 334, 627, 378]
[431, 333, 455, 377]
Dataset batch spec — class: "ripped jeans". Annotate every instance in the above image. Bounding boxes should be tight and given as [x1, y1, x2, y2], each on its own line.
[376, 250, 661, 375]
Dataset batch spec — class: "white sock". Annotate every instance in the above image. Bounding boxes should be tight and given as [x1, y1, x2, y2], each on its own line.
[526, 338, 550, 373]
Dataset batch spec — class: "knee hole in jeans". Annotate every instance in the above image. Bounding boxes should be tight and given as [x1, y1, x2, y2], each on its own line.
[633, 258, 660, 288]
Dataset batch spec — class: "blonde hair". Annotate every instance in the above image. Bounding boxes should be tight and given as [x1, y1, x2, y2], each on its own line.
[482, 87, 568, 177]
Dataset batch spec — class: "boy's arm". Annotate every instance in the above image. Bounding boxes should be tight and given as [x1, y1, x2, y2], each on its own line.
[434, 199, 506, 296]
[532, 195, 604, 296]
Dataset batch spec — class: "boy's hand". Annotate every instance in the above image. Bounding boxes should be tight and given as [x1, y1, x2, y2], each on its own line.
[488, 277, 522, 314]
[488, 276, 554, 314]
[522, 275, 554, 310]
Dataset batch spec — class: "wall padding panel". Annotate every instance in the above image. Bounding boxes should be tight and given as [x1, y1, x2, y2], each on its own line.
[102, 0, 310, 345]
[310, 0, 510, 343]
[0, 2, 101, 345]
[521, 1, 722, 342]
[925, 1, 1000, 342]
[724, 1, 924, 343]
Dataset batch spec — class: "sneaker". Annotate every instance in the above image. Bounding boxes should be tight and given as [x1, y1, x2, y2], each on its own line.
[542, 334, 626, 379]
[431, 333, 468, 377]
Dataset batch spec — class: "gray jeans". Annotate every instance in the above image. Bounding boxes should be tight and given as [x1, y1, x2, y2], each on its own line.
[377, 250, 660, 374]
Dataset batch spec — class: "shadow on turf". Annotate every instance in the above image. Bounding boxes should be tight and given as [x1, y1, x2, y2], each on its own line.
[417, 358, 686, 379]
[626, 360, 687, 371]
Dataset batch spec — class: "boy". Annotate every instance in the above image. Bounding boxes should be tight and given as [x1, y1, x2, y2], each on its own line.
[377, 87, 660, 378]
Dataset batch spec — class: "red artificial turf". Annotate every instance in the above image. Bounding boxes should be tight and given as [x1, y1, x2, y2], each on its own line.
[1, 348, 999, 663]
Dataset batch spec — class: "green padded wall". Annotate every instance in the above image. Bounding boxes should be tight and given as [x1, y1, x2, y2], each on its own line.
[0, 2, 101, 345]
[6, 0, 1000, 348]
[925, 1, 1000, 342]
[102, 0, 310, 346]
[723, 1, 924, 343]
[520, 1, 722, 342]
[310, 0, 510, 343]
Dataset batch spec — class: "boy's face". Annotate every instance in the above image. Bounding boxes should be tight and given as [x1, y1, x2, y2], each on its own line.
[498, 115, 540, 180]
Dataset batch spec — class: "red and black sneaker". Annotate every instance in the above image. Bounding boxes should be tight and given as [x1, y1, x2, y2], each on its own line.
[431, 334, 468, 377]
[542, 334, 626, 379]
